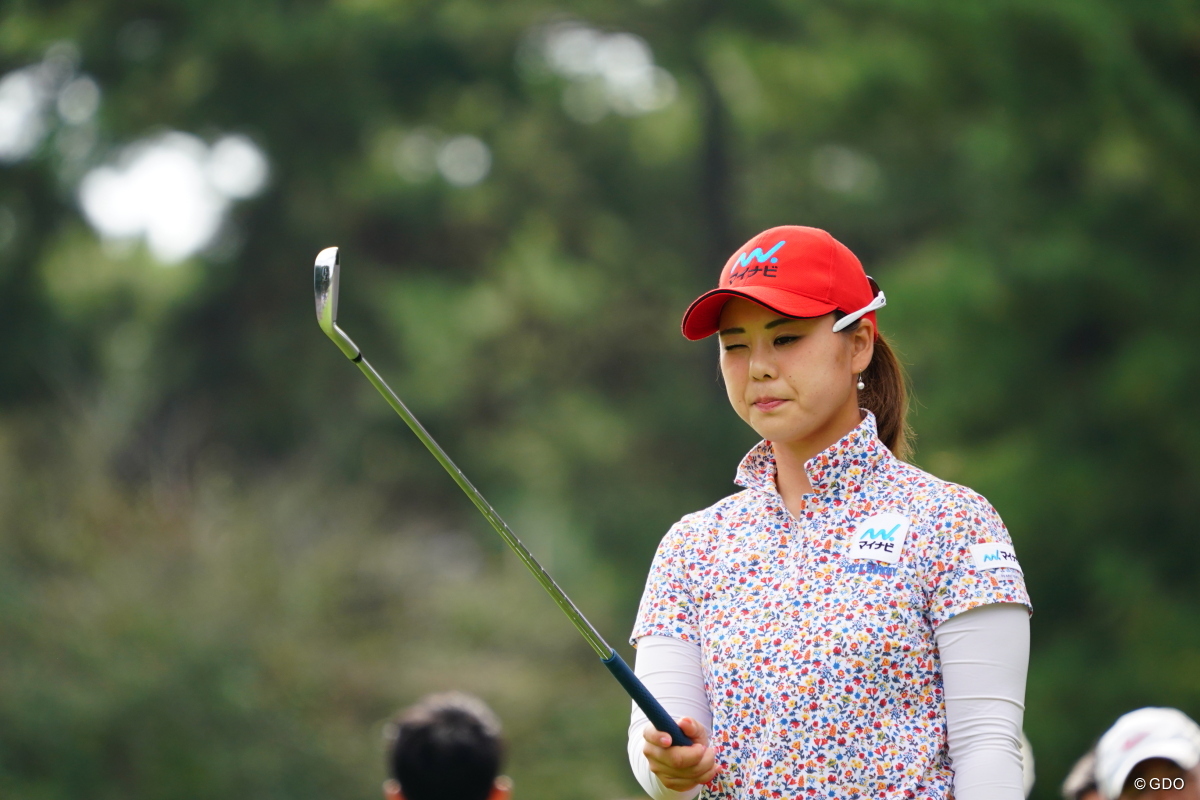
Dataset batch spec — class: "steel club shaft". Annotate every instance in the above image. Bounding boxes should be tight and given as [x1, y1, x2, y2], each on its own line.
[313, 246, 692, 747]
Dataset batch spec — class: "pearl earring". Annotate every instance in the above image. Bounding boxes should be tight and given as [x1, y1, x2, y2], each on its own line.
[856, 373, 865, 391]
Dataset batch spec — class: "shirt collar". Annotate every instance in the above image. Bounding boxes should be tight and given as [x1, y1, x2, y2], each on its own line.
[734, 410, 890, 497]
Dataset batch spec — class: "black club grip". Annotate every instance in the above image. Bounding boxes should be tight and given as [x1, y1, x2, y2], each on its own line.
[602, 649, 693, 747]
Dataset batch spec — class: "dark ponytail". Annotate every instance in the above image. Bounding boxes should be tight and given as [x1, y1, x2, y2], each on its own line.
[839, 315, 913, 460]
[861, 334, 912, 460]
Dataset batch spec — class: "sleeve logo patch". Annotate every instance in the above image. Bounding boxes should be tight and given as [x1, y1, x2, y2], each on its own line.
[969, 543, 1022, 573]
[849, 512, 909, 564]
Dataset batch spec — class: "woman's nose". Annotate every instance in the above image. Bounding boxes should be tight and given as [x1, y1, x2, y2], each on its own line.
[748, 345, 775, 380]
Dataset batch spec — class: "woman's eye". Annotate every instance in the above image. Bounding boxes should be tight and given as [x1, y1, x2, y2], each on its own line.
[723, 343, 747, 352]
[774, 335, 799, 346]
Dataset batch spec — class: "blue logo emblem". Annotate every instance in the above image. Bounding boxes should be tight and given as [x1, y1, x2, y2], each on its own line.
[728, 240, 785, 283]
[969, 542, 1023, 572]
[860, 524, 900, 542]
[736, 240, 785, 267]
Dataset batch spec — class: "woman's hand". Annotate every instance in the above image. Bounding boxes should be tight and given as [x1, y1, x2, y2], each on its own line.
[641, 717, 718, 791]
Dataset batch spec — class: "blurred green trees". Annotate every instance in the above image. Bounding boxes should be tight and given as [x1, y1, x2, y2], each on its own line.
[1, 1, 1199, 798]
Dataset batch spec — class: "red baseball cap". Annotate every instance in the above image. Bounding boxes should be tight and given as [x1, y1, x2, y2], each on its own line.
[681, 225, 885, 340]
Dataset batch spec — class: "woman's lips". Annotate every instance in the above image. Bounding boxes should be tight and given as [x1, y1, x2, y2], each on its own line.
[753, 399, 787, 412]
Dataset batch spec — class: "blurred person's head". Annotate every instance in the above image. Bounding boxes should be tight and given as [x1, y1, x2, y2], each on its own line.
[1062, 747, 1102, 800]
[682, 226, 911, 459]
[1095, 707, 1200, 800]
[383, 692, 512, 800]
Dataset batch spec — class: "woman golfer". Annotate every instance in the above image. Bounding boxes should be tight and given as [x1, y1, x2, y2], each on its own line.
[627, 226, 1032, 799]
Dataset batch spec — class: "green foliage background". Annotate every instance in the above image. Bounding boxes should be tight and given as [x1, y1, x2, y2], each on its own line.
[1, 1, 1199, 797]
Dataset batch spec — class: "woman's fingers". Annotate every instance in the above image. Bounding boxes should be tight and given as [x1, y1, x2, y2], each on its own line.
[676, 716, 711, 745]
[641, 721, 674, 749]
[646, 743, 718, 791]
[643, 738, 705, 771]
[641, 719, 718, 790]
[694, 747, 719, 783]
[640, 716, 710, 748]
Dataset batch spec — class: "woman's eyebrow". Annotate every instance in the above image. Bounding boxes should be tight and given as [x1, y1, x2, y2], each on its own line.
[720, 318, 801, 336]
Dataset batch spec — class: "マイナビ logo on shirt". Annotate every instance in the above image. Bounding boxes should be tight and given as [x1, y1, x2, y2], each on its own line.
[969, 543, 1022, 573]
[849, 512, 909, 565]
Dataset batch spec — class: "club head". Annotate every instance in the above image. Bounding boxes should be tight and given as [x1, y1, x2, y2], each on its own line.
[314, 246, 341, 333]
[314, 246, 360, 360]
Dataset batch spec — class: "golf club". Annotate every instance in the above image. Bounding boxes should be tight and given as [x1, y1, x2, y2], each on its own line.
[314, 246, 692, 748]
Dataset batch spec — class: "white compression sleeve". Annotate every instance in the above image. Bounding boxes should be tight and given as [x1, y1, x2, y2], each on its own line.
[628, 636, 712, 800]
[935, 602, 1031, 800]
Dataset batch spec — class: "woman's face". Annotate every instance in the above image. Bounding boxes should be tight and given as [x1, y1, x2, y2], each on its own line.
[717, 297, 874, 447]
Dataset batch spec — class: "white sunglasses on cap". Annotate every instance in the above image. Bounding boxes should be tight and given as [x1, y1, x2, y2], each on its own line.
[831, 276, 887, 333]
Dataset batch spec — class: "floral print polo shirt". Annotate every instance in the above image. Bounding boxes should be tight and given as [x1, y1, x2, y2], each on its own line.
[631, 411, 1031, 799]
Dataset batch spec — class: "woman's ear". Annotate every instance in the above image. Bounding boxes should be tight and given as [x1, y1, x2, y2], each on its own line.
[850, 318, 876, 373]
[383, 778, 404, 800]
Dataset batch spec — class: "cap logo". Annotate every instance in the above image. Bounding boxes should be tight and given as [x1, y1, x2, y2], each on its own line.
[728, 239, 785, 285]
[1123, 731, 1151, 751]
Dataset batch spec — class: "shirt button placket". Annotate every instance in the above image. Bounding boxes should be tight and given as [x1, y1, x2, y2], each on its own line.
[779, 501, 799, 544]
